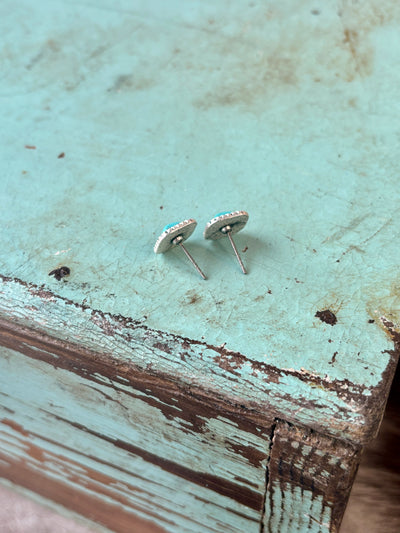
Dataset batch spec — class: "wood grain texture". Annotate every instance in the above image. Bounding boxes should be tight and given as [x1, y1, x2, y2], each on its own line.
[263, 421, 361, 533]
[0, 449, 163, 533]
[0, 316, 394, 531]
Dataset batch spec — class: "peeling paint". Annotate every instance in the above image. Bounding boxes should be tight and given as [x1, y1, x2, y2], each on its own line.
[1, 274, 399, 444]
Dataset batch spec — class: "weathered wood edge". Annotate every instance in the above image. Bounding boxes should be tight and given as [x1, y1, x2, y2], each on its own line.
[1, 275, 399, 445]
[262, 421, 362, 533]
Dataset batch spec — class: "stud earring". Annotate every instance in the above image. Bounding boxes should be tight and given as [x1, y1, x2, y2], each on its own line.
[154, 219, 206, 280]
[204, 210, 249, 274]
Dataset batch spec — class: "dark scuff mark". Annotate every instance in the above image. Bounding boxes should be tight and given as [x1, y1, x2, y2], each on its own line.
[108, 74, 132, 91]
[315, 309, 337, 326]
[242, 246, 248, 253]
[25, 145, 36, 149]
[107, 74, 154, 93]
[187, 293, 200, 305]
[255, 289, 272, 301]
[57, 152, 65, 158]
[49, 266, 70, 281]
[328, 352, 338, 365]
[25, 50, 45, 70]
[343, 28, 358, 61]
[368, 319, 375, 324]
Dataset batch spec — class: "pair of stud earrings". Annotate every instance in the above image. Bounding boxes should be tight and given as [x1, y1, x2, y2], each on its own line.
[154, 210, 249, 279]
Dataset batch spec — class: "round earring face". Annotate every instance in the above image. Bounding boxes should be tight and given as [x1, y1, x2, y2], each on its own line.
[154, 219, 197, 253]
[204, 210, 249, 240]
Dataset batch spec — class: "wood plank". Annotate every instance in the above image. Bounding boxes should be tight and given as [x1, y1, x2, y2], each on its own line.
[263, 421, 362, 533]
[0, 339, 271, 532]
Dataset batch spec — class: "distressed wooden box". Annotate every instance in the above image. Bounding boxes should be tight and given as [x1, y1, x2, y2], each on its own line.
[1, 1, 399, 532]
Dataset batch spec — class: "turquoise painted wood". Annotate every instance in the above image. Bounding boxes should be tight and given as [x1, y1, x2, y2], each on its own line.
[1, 0, 400, 531]
[0, 344, 268, 532]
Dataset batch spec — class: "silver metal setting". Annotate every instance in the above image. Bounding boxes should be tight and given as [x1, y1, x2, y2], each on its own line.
[154, 219, 206, 279]
[204, 211, 249, 240]
[204, 211, 249, 274]
[154, 219, 197, 254]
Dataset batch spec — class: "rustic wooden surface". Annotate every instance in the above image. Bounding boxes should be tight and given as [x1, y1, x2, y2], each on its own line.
[0, 318, 398, 531]
[0, 320, 271, 532]
[1, 0, 400, 531]
[2, 368, 400, 533]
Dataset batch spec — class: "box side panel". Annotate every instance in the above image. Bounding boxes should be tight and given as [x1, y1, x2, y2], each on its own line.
[0, 342, 271, 533]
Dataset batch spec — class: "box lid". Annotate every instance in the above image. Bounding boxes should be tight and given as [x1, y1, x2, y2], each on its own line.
[1, 0, 399, 444]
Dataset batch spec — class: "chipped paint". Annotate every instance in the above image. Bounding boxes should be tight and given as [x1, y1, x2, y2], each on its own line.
[0, 343, 266, 532]
[0, 275, 399, 444]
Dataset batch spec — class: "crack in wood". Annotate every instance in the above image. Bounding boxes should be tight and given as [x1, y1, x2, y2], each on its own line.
[259, 419, 277, 533]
